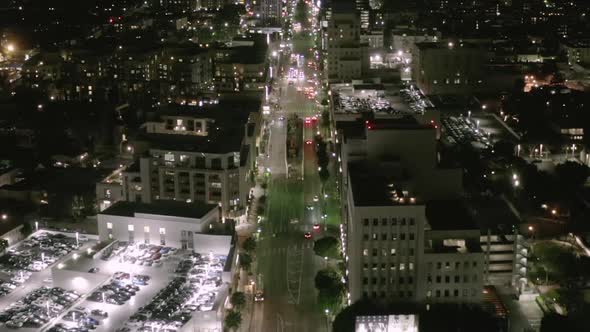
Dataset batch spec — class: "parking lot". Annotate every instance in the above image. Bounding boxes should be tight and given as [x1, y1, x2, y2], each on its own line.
[331, 84, 436, 117]
[442, 115, 493, 148]
[0, 231, 97, 330]
[40, 243, 228, 332]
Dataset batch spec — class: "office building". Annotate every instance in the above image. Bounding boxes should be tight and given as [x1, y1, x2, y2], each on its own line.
[412, 42, 488, 95]
[338, 117, 484, 304]
[326, 1, 369, 82]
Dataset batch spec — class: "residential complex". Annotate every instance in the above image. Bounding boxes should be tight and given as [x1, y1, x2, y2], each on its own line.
[97, 102, 260, 220]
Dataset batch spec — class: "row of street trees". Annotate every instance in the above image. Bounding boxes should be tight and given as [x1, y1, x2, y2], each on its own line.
[225, 236, 258, 331]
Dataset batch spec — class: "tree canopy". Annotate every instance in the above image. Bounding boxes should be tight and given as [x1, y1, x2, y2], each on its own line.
[313, 236, 340, 258]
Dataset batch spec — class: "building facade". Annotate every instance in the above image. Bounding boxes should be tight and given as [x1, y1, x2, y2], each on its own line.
[326, 2, 369, 82]
[97, 200, 220, 249]
[412, 42, 487, 95]
[108, 104, 259, 220]
[338, 118, 484, 304]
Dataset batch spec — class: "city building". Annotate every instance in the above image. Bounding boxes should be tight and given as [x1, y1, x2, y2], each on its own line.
[213, 38, 268, 91]
[337, 117, 484, 304]
[561, 39, 590, 67]
[325, 1, 369, 82]
[412, 42, 488, 95]
[106, 102, 260, 220]
[260, 0, 282, 26]
[97, 200, 221, 248]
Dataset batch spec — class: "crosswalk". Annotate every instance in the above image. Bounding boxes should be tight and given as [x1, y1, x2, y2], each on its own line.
[258, 242, 314, 257]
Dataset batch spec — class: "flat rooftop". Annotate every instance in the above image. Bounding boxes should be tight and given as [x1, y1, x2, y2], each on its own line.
[337, 116, 433, 142]
[348, 162, 419, 207]
[425, 200, 478, 231]
[100, 200, 217, 220]
[415, 41, 483, 50]
[141, 129, 244, 154]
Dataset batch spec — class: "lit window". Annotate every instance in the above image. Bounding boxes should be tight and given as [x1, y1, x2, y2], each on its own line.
[128, 225, 134, 231]
[107, 222, 113, 229]
[159, 227, 166, 235]
[144, 226, 150, 232]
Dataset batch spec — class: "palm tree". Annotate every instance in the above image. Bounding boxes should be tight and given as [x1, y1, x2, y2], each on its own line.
[224, 310, 242, 331]
[230, 291, 247, 310]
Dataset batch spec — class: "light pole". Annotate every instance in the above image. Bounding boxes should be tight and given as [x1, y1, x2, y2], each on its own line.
[324, 309, 330, 331]
[75, 232, 79, 248]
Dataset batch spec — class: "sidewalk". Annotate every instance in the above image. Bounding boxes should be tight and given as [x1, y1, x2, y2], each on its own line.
[497, 285, 543, 332]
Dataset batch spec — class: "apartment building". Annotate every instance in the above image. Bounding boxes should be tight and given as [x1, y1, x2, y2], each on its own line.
[97, 102, 259, 220]
[412, 42, 488, 95]
[338, 117, 484, 304]
[213, 38, 268, 92]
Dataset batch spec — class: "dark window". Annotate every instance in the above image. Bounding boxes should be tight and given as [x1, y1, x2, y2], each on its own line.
[409, 218, 415, 225]
[381, 234, 387, 240]
[401, 218, 406, 225]
[373, 218, 378, 226]
[363, 219, 369, 226]
[436, 276, 441, 283]
[445, 276, 450, 283]
[409, 233, 415, 240]
[211, 158, 222, 169]
[381, 218, 387, 226]
[391, 218, 397, 225]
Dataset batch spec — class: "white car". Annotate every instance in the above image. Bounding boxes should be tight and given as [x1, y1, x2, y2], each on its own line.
[199, 302, 214, 311]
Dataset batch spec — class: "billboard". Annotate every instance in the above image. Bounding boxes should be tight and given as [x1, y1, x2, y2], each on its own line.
[355, 314, 418, 332]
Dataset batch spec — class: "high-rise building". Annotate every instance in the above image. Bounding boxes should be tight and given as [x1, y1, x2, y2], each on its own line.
[260, 0, 282, 26]
[326, 1, 369, 81]
[337, 117, 484, 304]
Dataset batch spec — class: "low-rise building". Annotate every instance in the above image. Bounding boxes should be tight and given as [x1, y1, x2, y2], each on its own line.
[97, 200, 220, 249]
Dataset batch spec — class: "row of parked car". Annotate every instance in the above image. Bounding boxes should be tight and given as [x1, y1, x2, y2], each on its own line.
[0, 287, 81, 329]
[117, 243, 178, 267]
[46, 307, 108, 332]
[87, 276, 146, 306]
[119, 252, 226, 331]
[0, 233, 81, 274]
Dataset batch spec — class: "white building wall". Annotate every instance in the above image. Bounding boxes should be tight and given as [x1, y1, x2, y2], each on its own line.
[97, 209, 218, 248]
